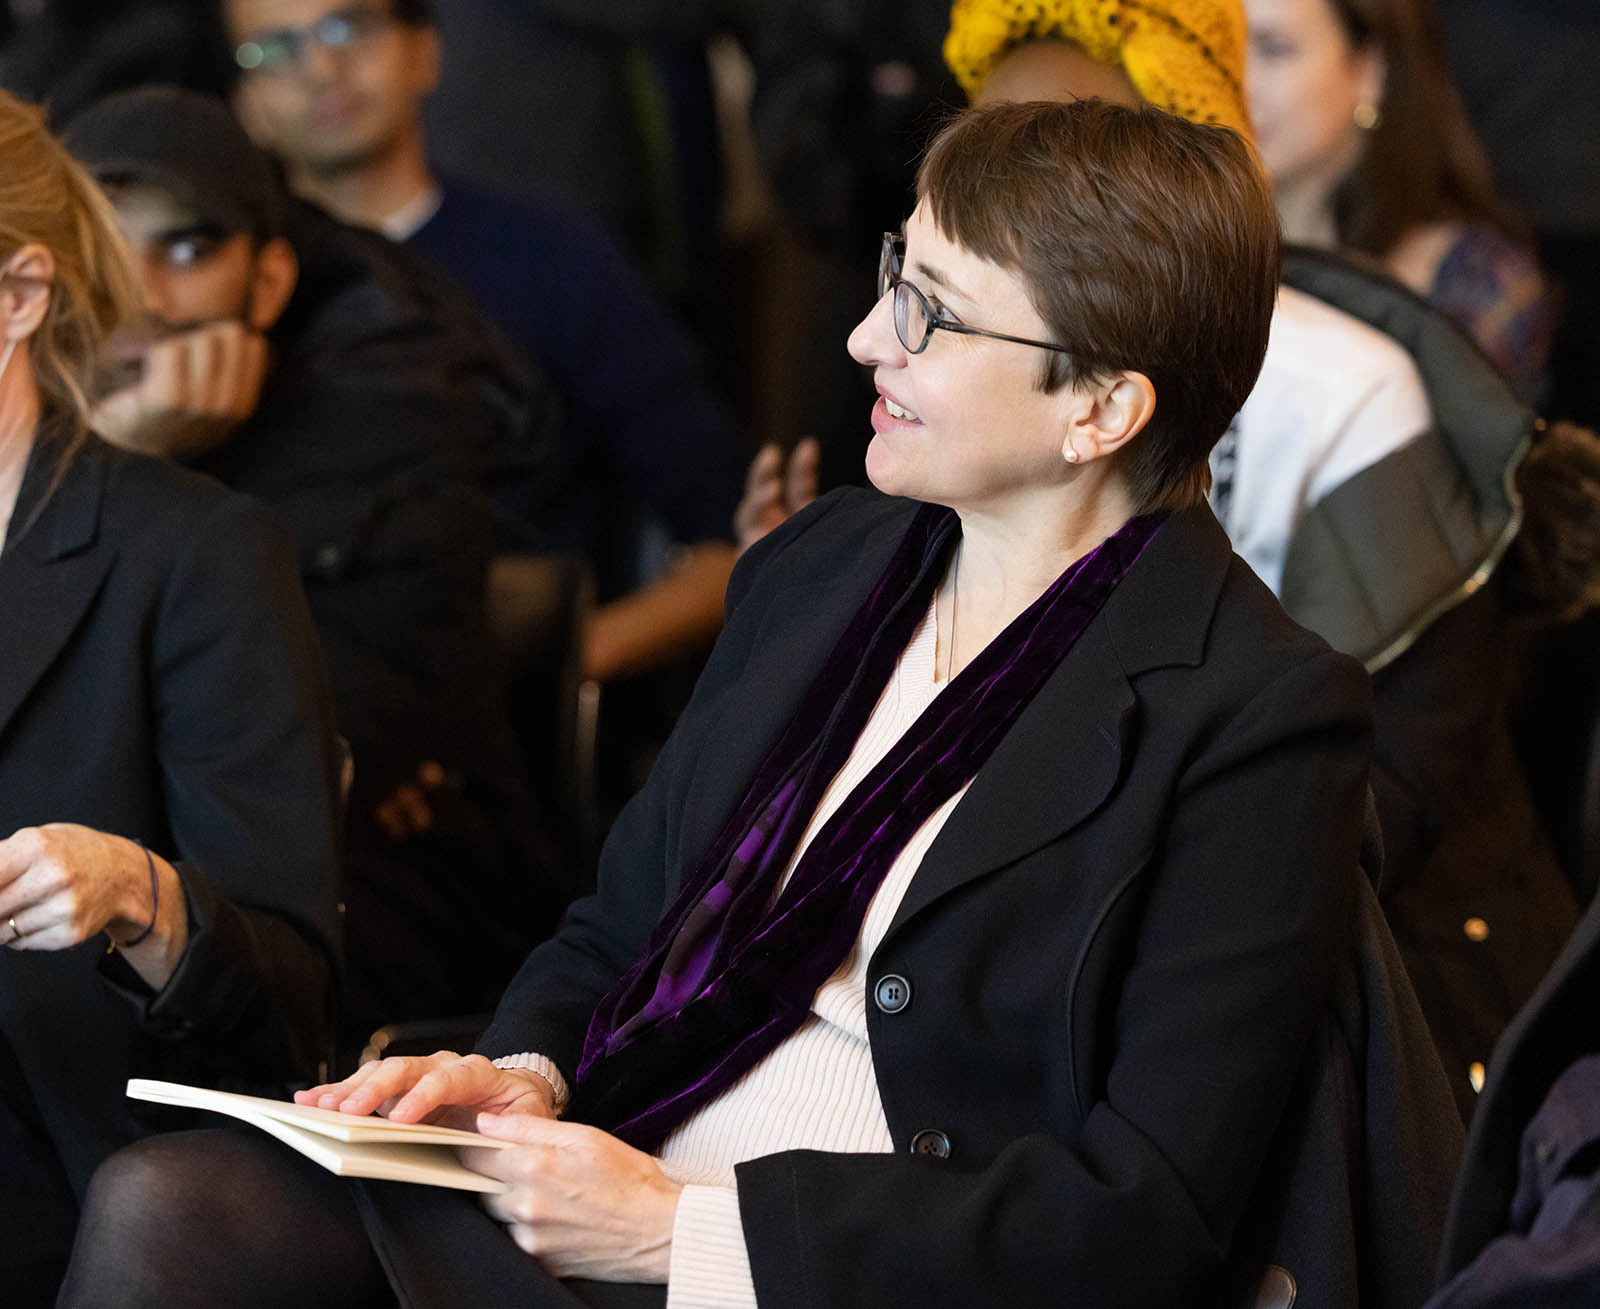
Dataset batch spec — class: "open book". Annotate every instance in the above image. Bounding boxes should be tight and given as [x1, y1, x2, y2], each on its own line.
[127, 1078, 512, 1193]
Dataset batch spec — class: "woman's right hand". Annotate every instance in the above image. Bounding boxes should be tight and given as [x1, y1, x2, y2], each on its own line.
[295, 1051, 557, 1128]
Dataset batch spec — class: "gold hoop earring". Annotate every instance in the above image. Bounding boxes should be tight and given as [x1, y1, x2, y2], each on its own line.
[1354, 102, 1380, 131]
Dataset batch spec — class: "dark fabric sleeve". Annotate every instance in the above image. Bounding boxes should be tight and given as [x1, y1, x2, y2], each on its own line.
[98, 493, 341, 1083]
[735, 648, 1373, 1306]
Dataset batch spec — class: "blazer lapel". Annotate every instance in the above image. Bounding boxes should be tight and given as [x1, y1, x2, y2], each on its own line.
[890, 620, 1135, 931]
[0, 443, 114, 743]
[888, 502, 1235, 933]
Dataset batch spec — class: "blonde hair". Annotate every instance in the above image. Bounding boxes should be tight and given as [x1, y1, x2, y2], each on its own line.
[0, 89, 142, 469]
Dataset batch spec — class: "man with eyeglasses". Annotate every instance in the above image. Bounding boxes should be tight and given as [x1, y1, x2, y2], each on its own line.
[222, 0, 749, 692]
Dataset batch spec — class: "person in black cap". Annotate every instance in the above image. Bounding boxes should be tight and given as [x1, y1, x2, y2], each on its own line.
[65, 80, 297, 460]
[64, 85, 568, 1058]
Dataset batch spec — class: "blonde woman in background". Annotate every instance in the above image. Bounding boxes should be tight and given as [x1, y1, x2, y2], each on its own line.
[0, 88, 342, 1307]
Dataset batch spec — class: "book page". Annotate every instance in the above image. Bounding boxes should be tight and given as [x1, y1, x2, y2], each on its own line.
[127, 1079, 514, 1148]
[126, 1078, 512, 1193]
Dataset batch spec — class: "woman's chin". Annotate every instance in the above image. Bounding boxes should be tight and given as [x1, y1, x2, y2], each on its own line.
[864, 432, 925, 499]
[863, 446, 900, 498]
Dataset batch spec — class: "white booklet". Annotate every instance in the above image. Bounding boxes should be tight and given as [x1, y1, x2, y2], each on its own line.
[126, 1078, 512, 1193]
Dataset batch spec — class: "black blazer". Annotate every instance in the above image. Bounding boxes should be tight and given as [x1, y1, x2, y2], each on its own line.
[0, 435, 342, 1194]
[474, 489, 1377, 1305]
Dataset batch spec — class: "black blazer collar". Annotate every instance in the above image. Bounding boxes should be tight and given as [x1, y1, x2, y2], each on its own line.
[7, 428, 105, 563]
[0, 434, 115, 742]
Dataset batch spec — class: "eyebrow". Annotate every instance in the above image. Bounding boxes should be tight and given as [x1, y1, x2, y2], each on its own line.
[912, 259, 973, 308]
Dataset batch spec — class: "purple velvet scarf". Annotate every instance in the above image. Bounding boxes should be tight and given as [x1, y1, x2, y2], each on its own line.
[569, 504, 1164, 1149]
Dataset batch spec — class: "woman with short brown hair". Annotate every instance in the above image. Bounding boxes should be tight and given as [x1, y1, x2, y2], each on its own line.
[64, 98, 1385, 1307]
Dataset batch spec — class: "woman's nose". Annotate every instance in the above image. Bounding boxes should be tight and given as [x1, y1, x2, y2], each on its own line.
[847, 289, 904, 368]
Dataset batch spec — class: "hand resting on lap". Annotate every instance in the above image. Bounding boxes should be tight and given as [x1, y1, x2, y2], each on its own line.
[298, 1050, 683, 1283]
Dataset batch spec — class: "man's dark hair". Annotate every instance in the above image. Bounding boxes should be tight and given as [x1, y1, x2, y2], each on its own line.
[390, 0, 435, 26]
[917, 98, 1280, 515]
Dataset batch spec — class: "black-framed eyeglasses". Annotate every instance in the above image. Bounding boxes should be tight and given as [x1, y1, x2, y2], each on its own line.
[877, 233, 1071, 357]
[235, 5, 393, 73]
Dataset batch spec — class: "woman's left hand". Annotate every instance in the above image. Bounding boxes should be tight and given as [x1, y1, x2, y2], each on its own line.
[0, 824, 182, 970]
[468, 1113, 683, 1283]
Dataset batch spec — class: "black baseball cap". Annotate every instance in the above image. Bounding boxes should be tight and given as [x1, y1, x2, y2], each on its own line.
[62, 86, 286, 241]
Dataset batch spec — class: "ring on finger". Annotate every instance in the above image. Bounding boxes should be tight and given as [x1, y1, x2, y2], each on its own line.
[6, 915, 20, 944]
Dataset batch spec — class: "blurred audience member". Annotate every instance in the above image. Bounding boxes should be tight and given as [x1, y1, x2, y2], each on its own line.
[940, 0, 1578, 1120]
[0, 86, 340, 1305]
[223, 0, 747, 685]
[63, 86, 564, 1051]
[1242, 0, 1555, 403]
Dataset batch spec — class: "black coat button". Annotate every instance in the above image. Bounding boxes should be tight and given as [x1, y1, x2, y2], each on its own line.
[909, 1129, 950, 1159]
[873, 973, 911, 1013]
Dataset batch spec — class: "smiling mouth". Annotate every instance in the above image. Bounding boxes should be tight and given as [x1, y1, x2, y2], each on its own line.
[885, 398, 921, 422]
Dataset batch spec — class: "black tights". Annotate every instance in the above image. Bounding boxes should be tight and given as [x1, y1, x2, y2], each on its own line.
[57, 1128, 391, 1309]
[58, 1129, 668, 1309]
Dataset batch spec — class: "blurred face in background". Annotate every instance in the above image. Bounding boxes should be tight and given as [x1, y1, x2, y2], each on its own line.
[1244, 0, 1383, 194]
[226, 0, 439, 175]
[98, 182, 285, 382]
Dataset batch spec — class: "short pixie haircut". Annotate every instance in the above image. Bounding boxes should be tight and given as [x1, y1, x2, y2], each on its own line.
[917, 98, 1279, 514]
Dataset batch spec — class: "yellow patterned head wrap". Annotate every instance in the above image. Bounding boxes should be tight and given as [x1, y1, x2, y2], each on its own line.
[944, 0, 1252, 140]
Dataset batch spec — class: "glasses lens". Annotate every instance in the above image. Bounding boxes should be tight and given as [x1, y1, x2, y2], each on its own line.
[318, 15, 354, 46]
[876, 236, 902, 300]
[893, 282, 930, 353]
[238, 31, 300, 69]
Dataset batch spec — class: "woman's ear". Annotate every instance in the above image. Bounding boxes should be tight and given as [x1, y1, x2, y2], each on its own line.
[1061, 370, 1156, 466]
[245, 236, 298, 333]
[0, 245, 56, 343]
